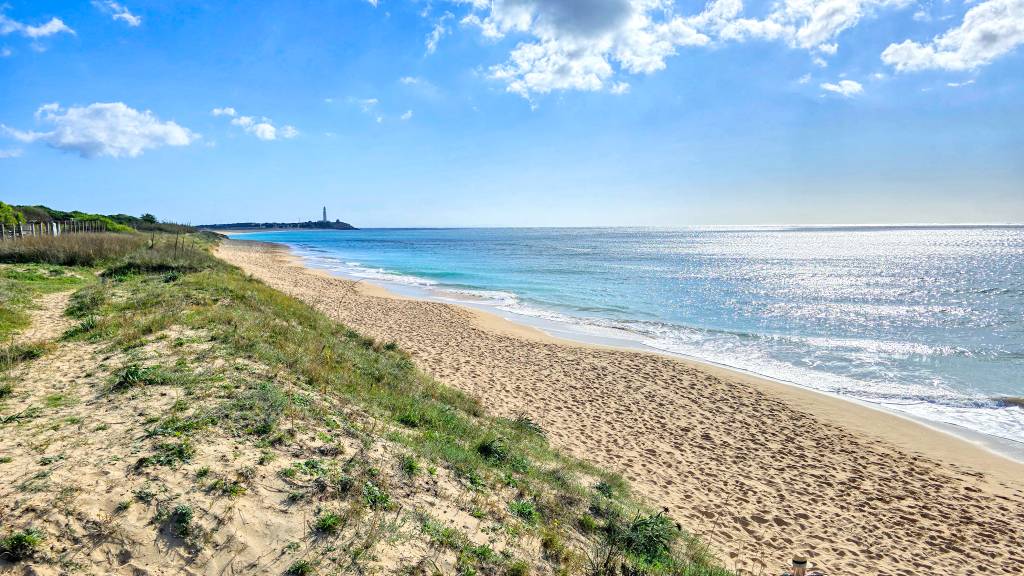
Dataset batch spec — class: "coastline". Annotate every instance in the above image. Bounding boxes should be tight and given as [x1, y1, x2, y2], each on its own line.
[217, 238, 1024, 575]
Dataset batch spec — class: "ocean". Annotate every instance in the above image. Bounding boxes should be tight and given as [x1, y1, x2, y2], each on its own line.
[234, 226, 1024, 452]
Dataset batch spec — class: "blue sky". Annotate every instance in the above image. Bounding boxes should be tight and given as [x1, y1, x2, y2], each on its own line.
[1, 0, 1022, 226]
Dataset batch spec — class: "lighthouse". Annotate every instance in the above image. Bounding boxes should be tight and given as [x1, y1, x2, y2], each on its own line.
[322, 206, 327, 223]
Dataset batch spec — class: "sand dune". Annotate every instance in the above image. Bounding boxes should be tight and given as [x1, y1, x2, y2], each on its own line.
[218, 240, 1024, 576]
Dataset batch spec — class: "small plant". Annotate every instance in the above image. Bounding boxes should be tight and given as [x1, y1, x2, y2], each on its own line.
[115, 499, 133, 513]
[0, 456, 13, 464]
[595, 480, 615, 498]
[400, 454, 420, 477]
[134, 484, 157, 503]
[110, 362, 173, 391]
[314, 511, 343, 534]
[578, 513, 598, 533]
[195, 466, 211, 479]
[505, 560, 530, 576]
[508, 500, 539, 524]
[287, 559, 317, 575]
[167, 504, 195, 538]
[0, 381, 12, 398]
[362, 481, 391, 510]
[136, 439, 195, 468]
[512, 414, 545, 438]
[618, 512, 678, 563]
[477, 436, 510, 463]
[0, 528, 44, 561]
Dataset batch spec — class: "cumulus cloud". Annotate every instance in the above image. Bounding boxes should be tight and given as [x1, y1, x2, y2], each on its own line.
[400, 110, 414, 120]
[0, 102, 197, 158]
[220, 111, 297, 141]
[0, 9, 75, 39]
[0, 148, 23, 159]
[820, 78, 864, 95]
[462, 0, 710, 98]
[881, 0, 1024, 71]
[93, 1, 141, 27]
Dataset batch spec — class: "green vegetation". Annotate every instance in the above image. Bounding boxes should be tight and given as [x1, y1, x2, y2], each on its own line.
[287, 559, 317, 575]
[10, 204, 192, 233]
[0, 201, 25, 227]
[314, 511, 343, 534]
[0, 528, 43, 561]
[0, 226, 730, 576]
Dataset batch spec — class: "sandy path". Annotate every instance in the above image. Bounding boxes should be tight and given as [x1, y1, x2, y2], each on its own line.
[12, 291, 74, 345]
[218, 240, 1024, 576]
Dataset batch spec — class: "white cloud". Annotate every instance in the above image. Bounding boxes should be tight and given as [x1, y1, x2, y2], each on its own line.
[693, 0, 911, 56]
[357, 98, 379, 112]
[0, 10, 75, 39]
[610, 81, 631, 94]
[221, 111, 297, 141]
[93, 1, 141, 27]
[820, 78, 864, 95]
[0, 47, 10, 57]
[463, 0, 710, 98]
[881, 0, 1024, 71]
[798, 72, 812, 83]
[947, 78, 976, 86]
[1, 102, 197, 158]
[367, 0, 379, 6]
[400, 76, 421, 85]
[0, 148, 22, 159]
[426, 12, 453, 54]
[400, 110, 414, 120]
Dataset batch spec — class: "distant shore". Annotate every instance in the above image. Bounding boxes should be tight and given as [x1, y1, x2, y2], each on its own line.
[217, 238, 1024, 575]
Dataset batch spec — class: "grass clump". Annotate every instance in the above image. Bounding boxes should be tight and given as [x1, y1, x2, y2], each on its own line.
[287, 559, 317, 575]
[400, 454, 421, 477]
[136, 439, 196, 468]
[314, 511, 343, 534]
[110, 362, 178, 391]
[509, 499, 539, 524]
[0, 528, 43, 561]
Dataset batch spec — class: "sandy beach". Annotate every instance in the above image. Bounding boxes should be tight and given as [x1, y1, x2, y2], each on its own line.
[217, 239, 1024, 576]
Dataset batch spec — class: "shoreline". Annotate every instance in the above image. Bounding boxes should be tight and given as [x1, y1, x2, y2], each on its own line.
[234, 236, 1024, 476]
[237, 232, 1024, 466]
[216, 238, 1024, 575]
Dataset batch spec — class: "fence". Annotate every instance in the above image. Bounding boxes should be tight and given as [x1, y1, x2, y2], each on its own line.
[0, 220, 105, 241]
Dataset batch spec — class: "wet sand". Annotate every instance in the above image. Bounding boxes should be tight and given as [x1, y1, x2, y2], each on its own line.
[217, 239, 1024, 576]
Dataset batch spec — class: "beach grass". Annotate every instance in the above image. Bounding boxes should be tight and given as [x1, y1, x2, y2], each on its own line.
[0, 232, 731, 575]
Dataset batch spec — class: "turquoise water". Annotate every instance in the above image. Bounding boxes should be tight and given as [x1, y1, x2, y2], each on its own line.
[235, 226, 1024, 447]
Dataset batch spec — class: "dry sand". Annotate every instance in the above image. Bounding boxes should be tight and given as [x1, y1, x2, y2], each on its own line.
[217, 240, 1024, 576]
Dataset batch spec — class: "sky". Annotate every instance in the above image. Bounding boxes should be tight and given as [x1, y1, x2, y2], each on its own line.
[1, 0, 1022, 227]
